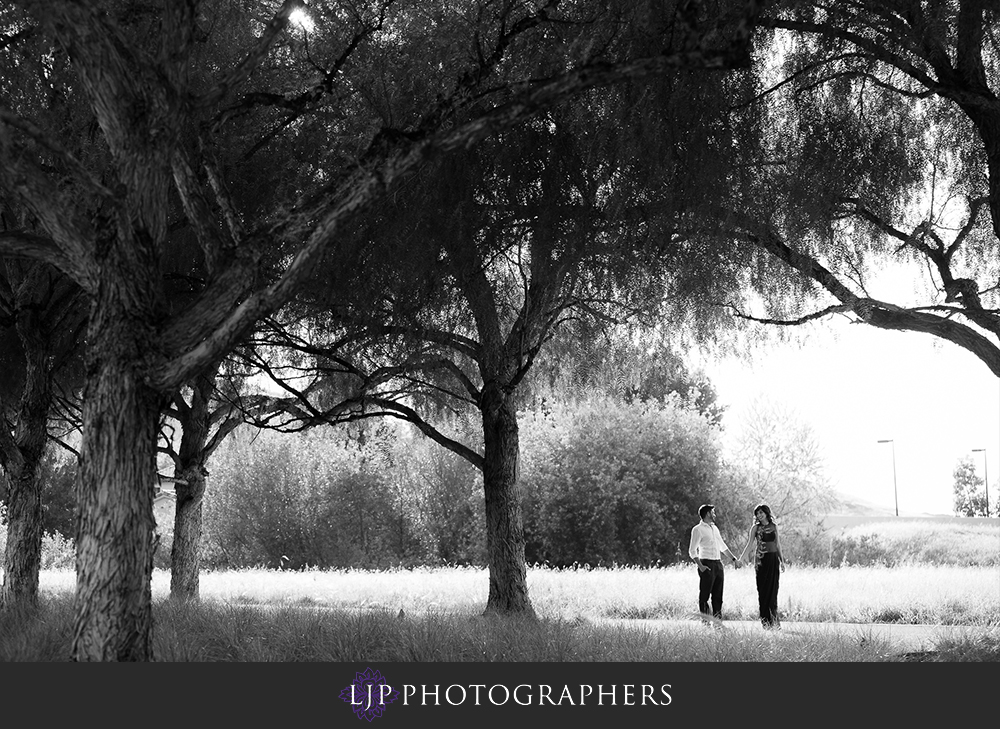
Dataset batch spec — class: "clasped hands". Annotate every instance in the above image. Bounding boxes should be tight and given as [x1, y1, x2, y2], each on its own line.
[695, 557, 744, 572]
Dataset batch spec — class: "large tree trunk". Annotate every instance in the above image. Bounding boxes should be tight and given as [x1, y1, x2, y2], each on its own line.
[480, 383, 534, 617]
[71, 300, 163, 661]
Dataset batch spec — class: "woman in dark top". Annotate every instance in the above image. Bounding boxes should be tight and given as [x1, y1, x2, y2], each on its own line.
[738, 504, 785, 628]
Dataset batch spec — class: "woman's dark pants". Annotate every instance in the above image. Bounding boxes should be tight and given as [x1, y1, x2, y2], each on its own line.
[756, 553, 780, 627]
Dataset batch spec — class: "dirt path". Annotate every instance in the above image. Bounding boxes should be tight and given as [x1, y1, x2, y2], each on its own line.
[593, 616, 997, 657]
[230, 599, 995, 658]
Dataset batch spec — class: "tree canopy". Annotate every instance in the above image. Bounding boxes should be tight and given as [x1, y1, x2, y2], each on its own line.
[10, 0, 1000, 663]
[726, 2, 1000, 381]
[0, 0, 763, 659]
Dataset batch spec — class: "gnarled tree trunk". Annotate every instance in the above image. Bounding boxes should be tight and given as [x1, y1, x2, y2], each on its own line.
[170, 466, 207, 601]
[71, 292, 164, 662]
[0, 467, 43, 610]
[0, 315, 57, 611]
[170, 368, 235, 601]
[481, 383, 534, 616]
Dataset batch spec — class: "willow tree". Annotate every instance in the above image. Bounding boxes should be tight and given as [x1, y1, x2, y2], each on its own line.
[0, 0, 762, 660]
[718, 3, 1000, 381]
[241, 47, 763, 615]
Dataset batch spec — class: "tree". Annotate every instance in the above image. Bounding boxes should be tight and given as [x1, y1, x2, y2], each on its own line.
[519, 395, 727, 566]
[0, 0, 763, 659]
[242, 60, 758, 614]
[724, 394, 837, 522]
[520, 322, 727, 424]
[156, 365, 246, 600]
[0, 258, 83, 610]
[953, 455, 989, 516]
[716, 4, 1000, 388]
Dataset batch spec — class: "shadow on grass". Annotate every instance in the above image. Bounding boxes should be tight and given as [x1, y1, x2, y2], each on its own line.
[0, 595, 937, 662]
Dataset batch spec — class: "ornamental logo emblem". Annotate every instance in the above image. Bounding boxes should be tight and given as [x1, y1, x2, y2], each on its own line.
[339, 667, 400, 721]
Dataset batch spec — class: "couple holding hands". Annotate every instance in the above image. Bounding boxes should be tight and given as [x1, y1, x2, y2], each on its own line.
[688, 503, 785, 629]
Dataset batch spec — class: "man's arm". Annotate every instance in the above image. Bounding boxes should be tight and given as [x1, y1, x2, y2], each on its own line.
[717, 527, 741, 567]
[688, 526, 706, 571]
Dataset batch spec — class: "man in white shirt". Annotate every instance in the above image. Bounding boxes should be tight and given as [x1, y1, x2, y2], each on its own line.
[688, 504, 741, 621]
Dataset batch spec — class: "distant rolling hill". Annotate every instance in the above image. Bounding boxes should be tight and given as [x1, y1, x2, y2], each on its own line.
[826, 493, 895, 516]
[820, 491, 999, 528]
[826, 491, 945, 518]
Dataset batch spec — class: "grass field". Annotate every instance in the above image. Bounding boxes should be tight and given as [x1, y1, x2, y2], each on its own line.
[3, 563, 993, 662]
[5, 518, 998, 662]
[34, 562, 1000, 625]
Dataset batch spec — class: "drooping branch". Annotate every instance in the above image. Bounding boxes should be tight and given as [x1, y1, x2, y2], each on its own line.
[759, 13, 940, 90]
[722, 301, 856, 326]
[363, 396, 485, 470]
[847, 198, 1000, 336]
[155, 25, 756, 390]
[746, 225, 1000, 377]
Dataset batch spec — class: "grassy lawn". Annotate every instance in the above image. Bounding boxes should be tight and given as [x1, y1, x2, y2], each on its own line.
[124, 563, 1000, 625]
[6, 563, 995, 662]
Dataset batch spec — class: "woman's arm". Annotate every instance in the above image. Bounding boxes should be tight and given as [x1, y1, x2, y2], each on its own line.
[775, 527, 785, 570]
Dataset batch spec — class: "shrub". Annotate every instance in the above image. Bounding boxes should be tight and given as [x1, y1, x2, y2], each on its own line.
[518, 395, 731, 566]
[0, 503, 75, 571]
[390, 417, 486, 566]
[202, 424, 432, 570]
[39, 530, 74, 570]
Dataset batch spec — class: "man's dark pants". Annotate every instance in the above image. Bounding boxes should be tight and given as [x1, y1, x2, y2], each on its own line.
[698, 559, 724, 619]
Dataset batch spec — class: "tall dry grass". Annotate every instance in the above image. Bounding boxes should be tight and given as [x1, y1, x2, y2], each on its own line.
[33, 562, 1000, 625]
[8, 518, 997, 661]
[0, 592, 934, 662]
[9, 562, 997, 662]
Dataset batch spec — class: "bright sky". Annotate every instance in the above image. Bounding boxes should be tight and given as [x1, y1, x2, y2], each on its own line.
[700, 317, 999, 516]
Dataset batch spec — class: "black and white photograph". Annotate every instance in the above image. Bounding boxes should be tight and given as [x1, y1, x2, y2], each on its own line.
[0, 1, 996, 719]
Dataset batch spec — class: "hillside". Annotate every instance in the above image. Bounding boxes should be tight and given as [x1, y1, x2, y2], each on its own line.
[826, 491, 948, 518]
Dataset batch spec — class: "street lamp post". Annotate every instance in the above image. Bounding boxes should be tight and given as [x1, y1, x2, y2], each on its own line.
[877, 439, 899, 517]
[972, 448, 989, 518]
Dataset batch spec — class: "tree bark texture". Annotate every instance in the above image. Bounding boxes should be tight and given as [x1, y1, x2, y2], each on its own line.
[170, 370, 229, 601]
[0, 314, 56, 610]
[0, 468, 43, 610]
[70, 285, 164, 662]
[0, 0, 765, 659]
[170, 470, 206, 601]
[480, 383, 534, 617]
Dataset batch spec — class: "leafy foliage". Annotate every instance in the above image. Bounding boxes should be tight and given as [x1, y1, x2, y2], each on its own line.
[0, 502, 74, 570]
[199, 391, 739, 569]
[519, 322, 726, 425]
[729, 3, 1000, 383]
[518, 395, 732, 566]
[36, 446, 77, 540]
[200, 418, 488, 569]
[723, 394, 838, 522]
[952, 456, 990, 518]
[202, 424, 423, 569]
